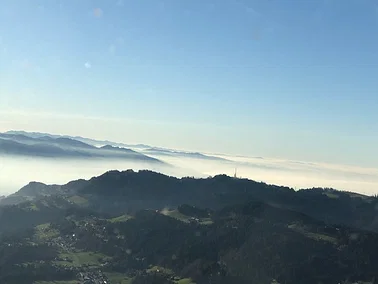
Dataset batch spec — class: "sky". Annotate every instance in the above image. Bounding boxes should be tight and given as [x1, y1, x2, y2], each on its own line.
[1, 0, 378, 168]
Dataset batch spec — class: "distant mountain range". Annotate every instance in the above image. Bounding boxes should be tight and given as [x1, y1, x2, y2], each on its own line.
[142, 147, 228, 161]
[4, 131, 151, 149]
[2, 130, 229, 162]
[0, 132, 162, 163]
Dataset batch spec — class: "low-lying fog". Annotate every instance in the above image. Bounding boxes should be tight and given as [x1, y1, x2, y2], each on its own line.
[1, 153, 378, 196]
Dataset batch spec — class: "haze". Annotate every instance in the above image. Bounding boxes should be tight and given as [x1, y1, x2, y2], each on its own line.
[1, 154, 378, 196]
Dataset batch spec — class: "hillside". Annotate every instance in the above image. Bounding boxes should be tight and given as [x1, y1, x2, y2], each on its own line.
[1, 171, 378, 283]
[4, 170, 377, 231]
[1, 198, 378, 283]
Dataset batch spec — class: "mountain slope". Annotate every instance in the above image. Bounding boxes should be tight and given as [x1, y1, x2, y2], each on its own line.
[3, 170, 378, 233]
[0, 134, 163, 163]
[0, 137, 91, 157]
[74, 170, 378, 231]
[1, 195, 378, 284]
[0, 133, 95, 149]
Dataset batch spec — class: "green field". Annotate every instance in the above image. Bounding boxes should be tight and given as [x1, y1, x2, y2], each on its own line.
[55, 251, 110, 267]
[147, 265, 175, 275]
[163, 210, 213, 225]
[324, 192, 339, 199]
[68, 195, 89, 206]
[27, 203, 40, 211]
[288, 223, 337, 244]
[108, 214, 133, 223]
[105, 272, 133, 284]
[176, 278, 196, 284]
[34, 223, 59, 241]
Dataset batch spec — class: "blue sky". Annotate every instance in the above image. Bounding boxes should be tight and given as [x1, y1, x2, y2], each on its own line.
[0, 0, 378, 167]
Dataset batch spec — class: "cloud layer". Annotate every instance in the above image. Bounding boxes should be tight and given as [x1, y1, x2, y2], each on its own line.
[1, 151, 378, 196]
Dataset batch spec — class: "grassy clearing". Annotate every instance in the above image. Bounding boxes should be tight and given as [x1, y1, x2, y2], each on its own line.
[147, 265, 175, 276]
[163, 210, 190, 222]
[109, 214, 133, 223]
[199, 218, 214, 225]
[162, 210, 213, 225]
[146, 266, 196, 283]
[324, 192, 339, 199]
[105, 272, 133, 284]
[34, 223, 59, 241]
[288, 224, 337, 244]
[27, 203, 40, 211]
[55, 251, 109, 267]
[176, 278, 196, 284]
[68, 195, 89, 206]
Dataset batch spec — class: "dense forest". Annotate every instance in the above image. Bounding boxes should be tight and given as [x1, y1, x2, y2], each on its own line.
[1, 170, 378, 283]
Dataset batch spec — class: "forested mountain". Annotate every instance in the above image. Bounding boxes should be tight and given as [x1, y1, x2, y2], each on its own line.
[3, 170, 377, 231]
[1, 170, 378, 283]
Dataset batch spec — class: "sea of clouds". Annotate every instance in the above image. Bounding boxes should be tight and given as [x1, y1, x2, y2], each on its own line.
[1, 152, 378, 196]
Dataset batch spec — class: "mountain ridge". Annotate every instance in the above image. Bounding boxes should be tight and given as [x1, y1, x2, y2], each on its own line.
[1, 175, 378, 283]
[4, 130, 229, 162]
[5, 130, 151, 149]
[0, 133, 163, 163]
[2, 169, 378, 233]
